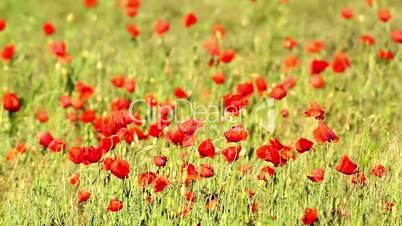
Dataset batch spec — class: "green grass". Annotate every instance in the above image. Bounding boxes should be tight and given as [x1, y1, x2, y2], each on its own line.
[0, 0, 401, 225]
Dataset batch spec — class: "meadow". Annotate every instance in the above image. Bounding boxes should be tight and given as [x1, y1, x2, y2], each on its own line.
[0, 0, 401, 225]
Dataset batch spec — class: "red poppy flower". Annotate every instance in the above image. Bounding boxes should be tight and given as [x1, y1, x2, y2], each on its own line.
[35, 111, 48, 123]
[147, 123, 162, 137]
[166, 127, 183, 145]
[124, 79, 136, 93]
[305, 102, 325, 120]
[111, 98, 130, 111]
[48, 139, 66, 152]
[111, 75, 125, 88]
[295, 138, 314, 153]
[280, 109, 289, 118]
[6, 149, 19, 162]
[71, 99, 84, 111]
[255, 76, 267, 93]
[332, 52, 351, 73]
[68, 147, 84, 164]
[1, 44, 15, 61]
[118, 128, 134, 144]
[75, 81, 94, 101]
[212, 72, 225, 84]
[305, 40, 325, 54]
[335, 155, 358, 175]
[198, 138, 215, 158]
[282, 55, 300, 72]
[257, 166, 275, 182]
[98, 135, 120, 153]
[269, 84, 287, 100]
[199, 164, 215, 178]
[377, 9, 391, 23]
[377, 50, 394, 61]
[221, 146, 242, 163]
[300, 208, 318, 225]
[83, 146, 102, 164]
[365, 0, 373, 7]
[2, 93, 21, 112]
[370, 164, 385, 177]
[66, 112, 78, 122]
[154, 20, 170, 36]
[307, 168, 325, 183]
[360, 34, 375, 46]
[391, 30, 402, 43]
[0, 19, 5, 31]
[223, 96, 246, 116]
[212, 24, 225, 38]
[111, 159, 131, 179]
[49, 41, 71, 63]
[224, 125, 248, 142]
[183, 163, 199, 184]
[15, 144, 26, 154]
[153, 155, 167, 168]
[203, 38, 220, 56]
[69, 173, 80, 187]
[183, 12, 197, 28]
[179, 118, 203, 135]
[124, 0, 141, 17]
[154, 175, 169, 192]
[310, 59, 329, 74]
[219, 49, 236, 63]
[43, 22, 56, 36]
[126, 24, 140, 38]
[283, 36, 297, 50]
[80, 109, 96, 123]
[313, 121, 339, 144]
[185, 191, 196, 202]
[309, 74, 325, 89]
[341, 8, 354, 19]
[39, 132, 54, 148]
[138, 172, 157, 186]
[268, 138, 294, 166]
[351, 172, 367, 186]
[107, 199, 123, 212]
[280, 79, 294, 93]
[130, 127, 148, 140]
[78, 190, 91, 203]
[59, 95, 72, 108]
[175, 87, 189, 99]
[235, 82, 254, 97]
[103, 157, 114, 170]
[256, 144, 280, 166]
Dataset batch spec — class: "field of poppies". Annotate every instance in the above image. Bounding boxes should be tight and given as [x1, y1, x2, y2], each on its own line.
[0, 0, 401, 225]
